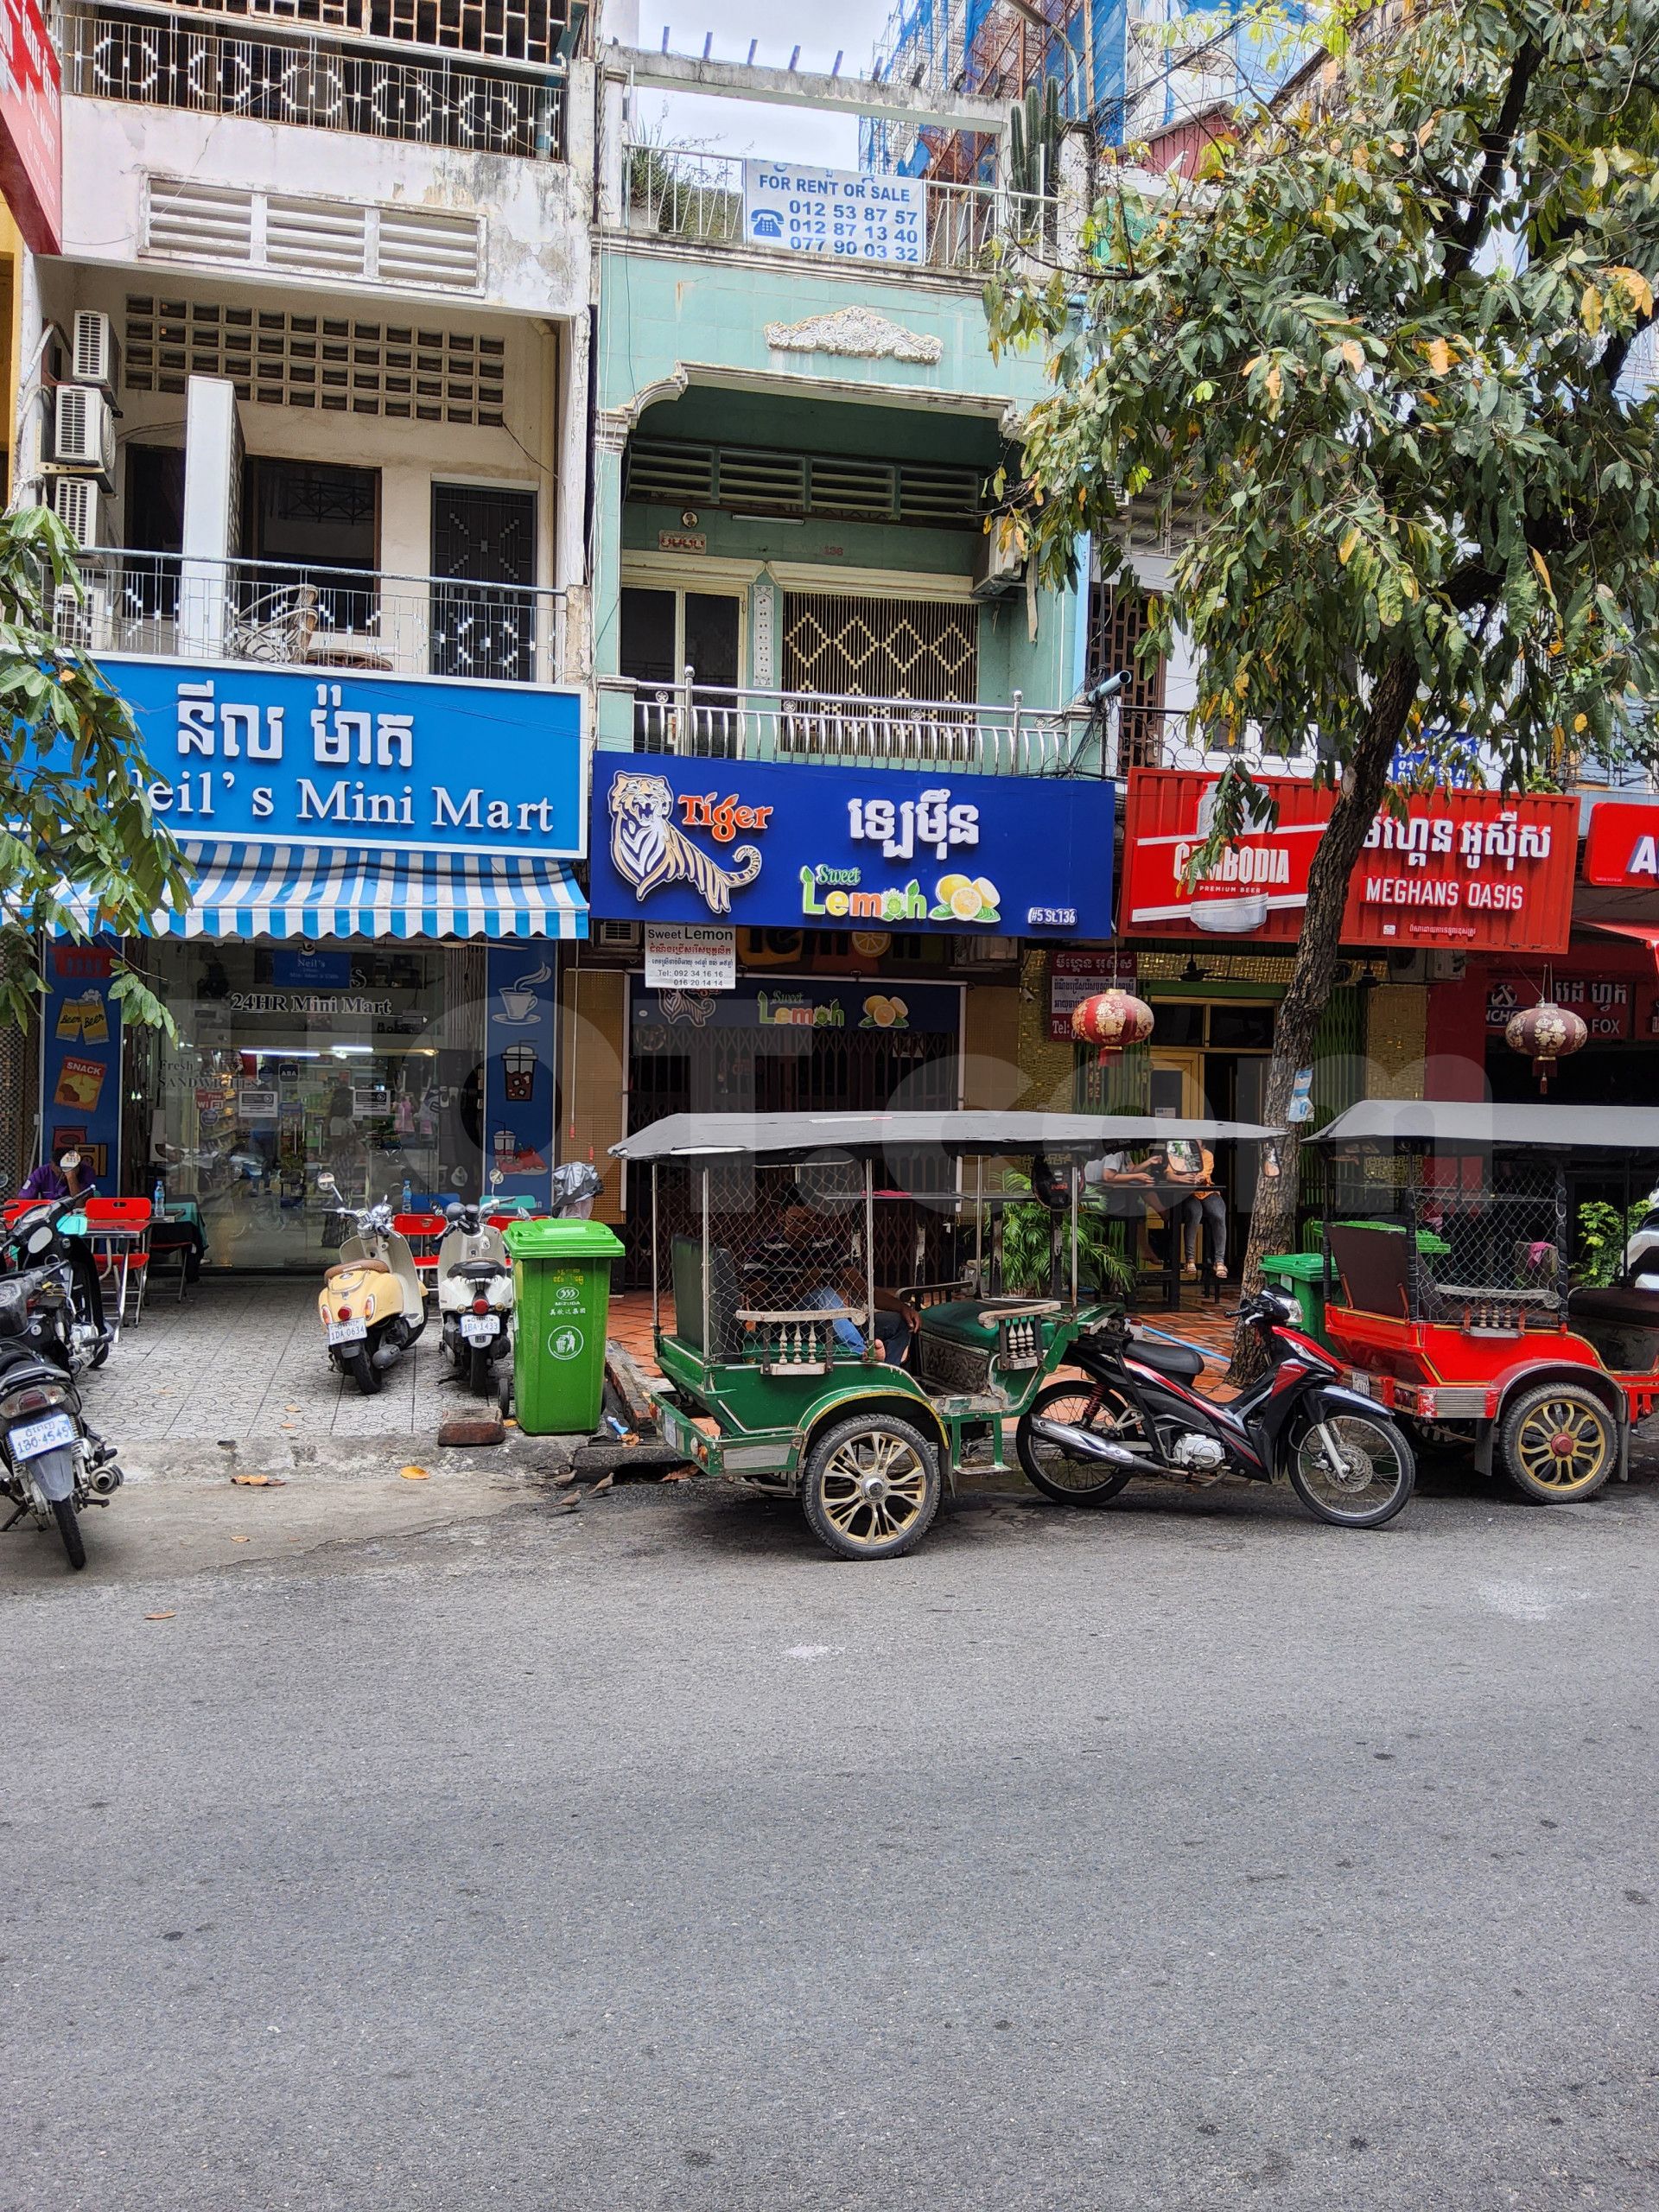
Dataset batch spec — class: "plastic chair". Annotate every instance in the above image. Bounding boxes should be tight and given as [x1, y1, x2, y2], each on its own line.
[393, 1211, 448, 1300]
[82, 1197, 154, 1328]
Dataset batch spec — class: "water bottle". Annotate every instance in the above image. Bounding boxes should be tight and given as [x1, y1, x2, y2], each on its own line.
[401, 1177, 414, 1216]
[151, 1178, 166, 1220]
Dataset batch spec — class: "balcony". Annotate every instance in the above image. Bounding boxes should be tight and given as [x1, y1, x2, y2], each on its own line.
[63, 0, 575, 160]
[601, 675, 1099, 778]
[55, 550, 565, 686]
[617, 143, 1054, 276]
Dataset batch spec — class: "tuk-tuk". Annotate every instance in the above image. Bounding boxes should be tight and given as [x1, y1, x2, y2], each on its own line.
[1307, 1101, 1659, 1501]
[609, 1109, 1270, 1560]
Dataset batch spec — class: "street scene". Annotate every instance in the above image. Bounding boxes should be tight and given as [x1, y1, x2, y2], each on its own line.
[3, 0, 1659, 2201]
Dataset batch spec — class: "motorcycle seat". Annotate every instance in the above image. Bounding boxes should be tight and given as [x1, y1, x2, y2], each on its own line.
[451, 1259, 508, 1283]
[1124, 1333, 1205, 1381]
[326, 1257, 391, 1284]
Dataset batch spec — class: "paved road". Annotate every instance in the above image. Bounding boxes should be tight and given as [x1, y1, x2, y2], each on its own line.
[3, 1467, 1657, 2212]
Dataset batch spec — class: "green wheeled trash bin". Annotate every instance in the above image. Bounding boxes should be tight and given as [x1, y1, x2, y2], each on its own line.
[505, 1217, 626, 1436]
[1260, 1250, 1334, 1348]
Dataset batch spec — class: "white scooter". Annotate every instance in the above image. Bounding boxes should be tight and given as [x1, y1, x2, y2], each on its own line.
[436, 1198, 514, 1402]
[316, 1175, 428, 1395]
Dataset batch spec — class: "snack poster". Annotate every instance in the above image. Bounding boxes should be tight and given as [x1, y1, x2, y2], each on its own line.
[40, 938, 123, 1186]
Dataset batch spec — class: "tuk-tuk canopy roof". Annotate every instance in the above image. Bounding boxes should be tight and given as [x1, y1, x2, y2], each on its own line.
[1312, 1102, 1659, 1150]
[612, 1111, 1277, 1163]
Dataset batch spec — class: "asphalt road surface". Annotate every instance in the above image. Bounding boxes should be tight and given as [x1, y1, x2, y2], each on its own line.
[3, 1465, 1657, 2212]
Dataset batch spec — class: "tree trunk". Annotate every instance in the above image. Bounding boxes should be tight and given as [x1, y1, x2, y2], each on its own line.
[1230, 652, 1421, 1373]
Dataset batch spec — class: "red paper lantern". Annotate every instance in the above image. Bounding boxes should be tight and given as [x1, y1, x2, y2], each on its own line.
[1071, 988, 1156, 1064]
[1503, 1000, 1587, 1093]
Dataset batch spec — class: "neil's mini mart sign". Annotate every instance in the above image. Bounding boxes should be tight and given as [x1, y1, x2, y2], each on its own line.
[1120, 770, 1576, 954]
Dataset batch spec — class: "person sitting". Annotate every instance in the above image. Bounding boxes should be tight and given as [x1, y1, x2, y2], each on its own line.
[781, 1202, 915, 1364]
[1161, 1139, 1229, 1281]
[1084, 1146, 1173, 1266]
[18, 1147, 93, 1204]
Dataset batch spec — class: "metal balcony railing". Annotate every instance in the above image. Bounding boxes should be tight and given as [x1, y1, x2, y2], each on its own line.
[65, 0, 568, 160]
[54, 550, 564, 685]
[618, 143, 1053, 275]
[602, 673, 1103, 777]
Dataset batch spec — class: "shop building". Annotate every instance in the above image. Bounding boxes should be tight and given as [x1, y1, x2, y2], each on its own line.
[20, 0, 596, 1266]
[575, 42, 1113, 1253]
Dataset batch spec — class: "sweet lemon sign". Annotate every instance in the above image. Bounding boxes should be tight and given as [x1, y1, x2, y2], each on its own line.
[588, 754, 1114, 940]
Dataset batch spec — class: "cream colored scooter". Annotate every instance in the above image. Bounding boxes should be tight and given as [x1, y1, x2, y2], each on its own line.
[316, 1174, 428, 1395]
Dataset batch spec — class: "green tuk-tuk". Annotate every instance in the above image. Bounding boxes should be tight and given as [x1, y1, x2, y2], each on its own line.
[609, 1110, 1271, 1560]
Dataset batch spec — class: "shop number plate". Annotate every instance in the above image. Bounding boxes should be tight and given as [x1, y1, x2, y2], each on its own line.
[327, 1319, 368, 1346]
[11, 1412, 76, 1461]
[461, 1316, 499, 1344]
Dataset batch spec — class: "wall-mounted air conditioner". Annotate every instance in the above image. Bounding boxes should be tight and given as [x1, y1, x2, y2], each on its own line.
[49, 385, 116, 486]
[72, 310, 121, 393]
[49, 474, 104, 550]
[972, 512, 1027, 599]
[593, 920, 642, 953]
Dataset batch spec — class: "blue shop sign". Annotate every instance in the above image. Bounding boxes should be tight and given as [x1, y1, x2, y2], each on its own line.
[588, 753, 1114, 937]
[96, 658, 587, 861]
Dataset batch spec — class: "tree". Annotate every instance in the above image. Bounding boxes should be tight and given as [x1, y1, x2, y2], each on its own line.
[0, 507, 186, 1030]
[987, 0, 1659, 1354]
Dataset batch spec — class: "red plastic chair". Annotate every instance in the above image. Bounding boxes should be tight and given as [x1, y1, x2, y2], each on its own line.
[394, 1211, 448, 1300]
[82, 1197, 155, 1330]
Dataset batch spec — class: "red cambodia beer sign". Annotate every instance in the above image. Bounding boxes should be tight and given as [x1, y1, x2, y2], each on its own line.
[0, 0, 60, 255]
[1582, 801, 1659, 889]
[1120, 770, 1576, 953]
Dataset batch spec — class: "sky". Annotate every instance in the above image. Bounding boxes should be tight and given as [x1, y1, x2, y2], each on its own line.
[623, 0, 905, 168]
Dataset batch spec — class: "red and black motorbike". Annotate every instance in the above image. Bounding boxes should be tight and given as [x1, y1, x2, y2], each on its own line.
[1015, 1288, 1415, 1529]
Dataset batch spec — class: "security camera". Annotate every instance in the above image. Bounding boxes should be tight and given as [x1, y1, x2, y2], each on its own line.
[1086, 669, 1134, 708]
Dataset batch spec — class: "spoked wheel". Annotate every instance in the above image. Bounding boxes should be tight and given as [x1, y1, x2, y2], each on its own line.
[801, 1414, 939, 1560]
[1016, 1380, 1145, 1505]
[1500, 1383, 1616, 1504]
[51, 1496, 86, 1570]
[1286, 1413, 1414, 1529]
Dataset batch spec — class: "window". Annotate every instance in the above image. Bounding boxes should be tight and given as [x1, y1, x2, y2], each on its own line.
[620, 585, 743, 749]
[244, 456, 379, 632]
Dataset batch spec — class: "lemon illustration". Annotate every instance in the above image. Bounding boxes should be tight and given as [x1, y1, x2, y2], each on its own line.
[950, 882, 986, 921]
[936, 873, 970, 906]
[887, 997, 908, 1022]
[973, 877, 999, 907]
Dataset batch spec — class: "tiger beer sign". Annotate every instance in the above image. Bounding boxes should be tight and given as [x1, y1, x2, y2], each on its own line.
[1120, 770, 1575, 953]
[588, 753, 1116, 938]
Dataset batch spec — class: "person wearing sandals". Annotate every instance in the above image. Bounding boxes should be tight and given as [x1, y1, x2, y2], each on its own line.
[1161, 1140, 1228, 1281]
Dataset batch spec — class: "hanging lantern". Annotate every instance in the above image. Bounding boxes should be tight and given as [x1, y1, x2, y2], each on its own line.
[1504, 1000, 1587, 1093]
[1071, 988, 1156, 1065]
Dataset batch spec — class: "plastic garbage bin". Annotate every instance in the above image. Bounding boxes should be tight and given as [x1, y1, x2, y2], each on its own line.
[505, 1217, 626, 1436]
[1261, 1250, 1333, 1344]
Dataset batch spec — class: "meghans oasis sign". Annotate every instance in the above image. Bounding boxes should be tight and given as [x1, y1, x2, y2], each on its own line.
[587, 754, 1116, 938]
[1120, 770, 1576, 953]
[96, 660, 585, 861]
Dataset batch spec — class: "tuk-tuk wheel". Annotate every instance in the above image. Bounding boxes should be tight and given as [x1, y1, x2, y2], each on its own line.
[1499, 1383, 1616, 1503]
[801, 1414, 940, 1560]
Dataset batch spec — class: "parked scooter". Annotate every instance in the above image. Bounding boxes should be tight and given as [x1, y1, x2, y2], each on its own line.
[436, 1197, 514, 1402]
[316, 1175, 428, 1395]
[1623, 1186, 1659, 1285]
[2, 1195, 110, 1376]
[0, 1269, 123, 1569]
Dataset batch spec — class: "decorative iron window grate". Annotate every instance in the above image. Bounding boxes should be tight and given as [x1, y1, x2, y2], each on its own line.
[781, 592, 978, 702]
[147, 0, 575, 65]
[124, 292, 508, 421]
[1087, 581, 1166, 765]
[67, 7, 567, 162]
[625, 436, 985, 529]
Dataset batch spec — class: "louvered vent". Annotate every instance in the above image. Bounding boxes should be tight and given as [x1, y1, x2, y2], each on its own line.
[147, 179, 255, 263]
[124, 296, 507, 424]
[143, 177, 482, 296]
[624, 437, 983, 529]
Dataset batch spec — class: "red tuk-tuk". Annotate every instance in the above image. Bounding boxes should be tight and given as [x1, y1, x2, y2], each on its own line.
[1306, 1102, 1659, 1501]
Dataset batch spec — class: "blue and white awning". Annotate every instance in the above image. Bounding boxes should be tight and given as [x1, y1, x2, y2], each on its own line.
[71, 842, 588, 940]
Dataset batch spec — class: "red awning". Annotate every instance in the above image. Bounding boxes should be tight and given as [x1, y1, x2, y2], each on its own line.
[1587, 921, 1659, 970]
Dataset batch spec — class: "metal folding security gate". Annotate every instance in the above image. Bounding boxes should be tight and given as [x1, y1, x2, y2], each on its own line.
[781, 591, 978, 702]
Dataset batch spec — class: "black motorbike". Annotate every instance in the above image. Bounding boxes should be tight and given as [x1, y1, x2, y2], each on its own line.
[1015, 1287, 1415, 1528]
[0, 1270, 123, 1569]
[2, 1197, 110, 1376]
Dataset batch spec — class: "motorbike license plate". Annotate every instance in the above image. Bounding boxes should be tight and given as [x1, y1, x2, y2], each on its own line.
[327, 1319, 368, 1346]
[11, 1412, 76, 1461]
[461, 1315, 499, 1344]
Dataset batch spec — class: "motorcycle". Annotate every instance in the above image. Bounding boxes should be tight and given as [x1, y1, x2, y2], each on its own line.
[1623, 1186, 1659, 1286]
[436, 1201, 514, 1402]
[315, 1176, 428, 1395]
[2, 1196, 110, 1376]
[1015, 1287, 1415, 1529]
[0, 1270, 123, 1570]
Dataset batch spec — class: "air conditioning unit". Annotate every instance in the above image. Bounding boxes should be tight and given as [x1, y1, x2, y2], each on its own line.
[49, 385, 115, 486]
[71, 309, 121, 393]
[593, 920, 642, 953]
[951, 934, 1020, 968]
[49, 473, 104, 550]
[972, 512, 1027, 599]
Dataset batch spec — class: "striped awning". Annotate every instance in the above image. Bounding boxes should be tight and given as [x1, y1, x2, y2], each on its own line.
[64, 842, 588, 940]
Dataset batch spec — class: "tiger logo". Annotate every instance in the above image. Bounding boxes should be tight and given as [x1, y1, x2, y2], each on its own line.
[607, 772, 763, 916]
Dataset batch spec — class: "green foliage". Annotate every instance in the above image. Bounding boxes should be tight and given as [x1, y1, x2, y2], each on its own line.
[1009, 79, 1065, 200]
[985, 0, 1659, 785]
[0, 506, 186, 1031]
[995, 1172, 1135, 1298]
[1573, 1197, 1651, 1286]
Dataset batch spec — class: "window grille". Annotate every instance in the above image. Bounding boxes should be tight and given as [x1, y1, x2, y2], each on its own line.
[124, 293, 507, 423]
[781, 592, 978, 702]
[151, 0, 574, 66]
[1087, 581, 1166, 766]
